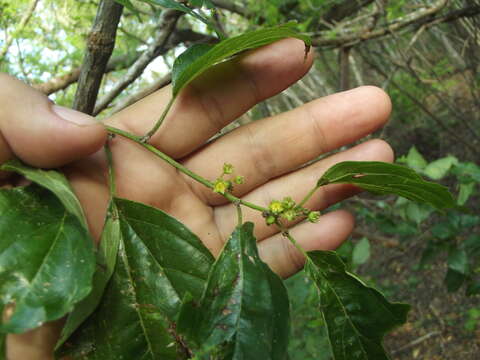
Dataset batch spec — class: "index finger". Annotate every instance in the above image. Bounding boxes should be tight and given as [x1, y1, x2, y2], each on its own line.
[107, 38, 314, 158]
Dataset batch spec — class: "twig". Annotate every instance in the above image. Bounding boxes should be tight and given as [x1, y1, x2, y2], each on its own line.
[319, 0, 375, 30]
[339, 46, 351, 91]
[0, 0, 40, 61]
[110, 73, 172, 114]
[73, 0, 123, 114]
[33, 53, 140, 95]
[311, 0, 476, 48]
[210, 0, 251, 17]
[94, 28, 216, 115]
[359, 49, 478, 156]
[33, 28, 215, 98]
[92, 10, 182, 116]
[391, 331, 441, 355]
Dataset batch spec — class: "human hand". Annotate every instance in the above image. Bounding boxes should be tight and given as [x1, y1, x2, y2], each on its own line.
[1, 38, 392, 358]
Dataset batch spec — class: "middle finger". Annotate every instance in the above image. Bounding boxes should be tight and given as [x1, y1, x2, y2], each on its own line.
[182, 86, 392, 204]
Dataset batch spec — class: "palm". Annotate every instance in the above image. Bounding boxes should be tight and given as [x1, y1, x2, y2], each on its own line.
[64, 39, 393, 279]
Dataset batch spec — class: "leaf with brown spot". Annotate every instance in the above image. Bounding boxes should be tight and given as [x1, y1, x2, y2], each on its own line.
[177, 222, 290, 359]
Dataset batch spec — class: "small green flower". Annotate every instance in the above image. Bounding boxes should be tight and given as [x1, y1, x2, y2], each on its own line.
[307, 211, 321, 223]
[265, 215, 276, 225]
[213, 179, 230, 194]
[269, 200, 284, 214]
[234, 175, 245, 184]
[223, 163, 234, 175]
[281, 209, 297, 221]
[282, 197, 295, 210]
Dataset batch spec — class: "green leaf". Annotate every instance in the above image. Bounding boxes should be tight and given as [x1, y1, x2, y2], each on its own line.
[0, 159, 88, 228]
[352, 237, 370, 267]
[458, 182, 475, 205]
[0, 333, 5, 360]
[447, 248, 469, 275]
[464, 235, 480, 255]
[57, 198, 214, 359]
[423, 155, 458, 180]
[56, 201, 121, 349]
[143, 0, 212, 26]
[452, 162, 480, 183]
[405, 202, 433, 225]
[305, 251, 410, 360]
[0, 185, 95, 333]
[114, 0, 142, 21]
[466, 280, 480, 296]
[318, 161, 456, 210]
[445, 268, 465, 292]
[171, 23, 311, 96]
[398, 146, 427, 170]
[177, 222, 290, 359]
[189, 0, 214, 8]
[114, 0, 138, 12]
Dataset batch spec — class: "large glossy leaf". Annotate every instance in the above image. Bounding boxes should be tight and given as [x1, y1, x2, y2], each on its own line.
[0, 185, 95, 333]
[0, 159, 87, 228]
[171, 23, 311, 96]
[56, 201, 121, 349]
[318, 161, 456, 210]
[305, 251, 410, 360]
[57, 198, 214, 359]
[177, 222, 290, 359]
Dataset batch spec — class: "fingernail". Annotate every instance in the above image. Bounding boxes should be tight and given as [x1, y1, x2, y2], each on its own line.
[52, 105, 99, 126]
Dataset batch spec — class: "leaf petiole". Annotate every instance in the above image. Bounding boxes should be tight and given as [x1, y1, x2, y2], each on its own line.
[141, 96, 176, 142]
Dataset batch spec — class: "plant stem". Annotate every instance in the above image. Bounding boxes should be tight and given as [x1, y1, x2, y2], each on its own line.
[104, 139, 116, 196]
[298, 184, 321, 207]
[142, 96, 175, 142]
[223, 192, 269, 213]
[236, 203, 243, 225]
[106, 125, 270, 214]
[276, 220, 309, 259]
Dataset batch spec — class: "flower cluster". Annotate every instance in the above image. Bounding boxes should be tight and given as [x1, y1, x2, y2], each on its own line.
[212, 163, 244, 195]
[264, 196, 320, 225]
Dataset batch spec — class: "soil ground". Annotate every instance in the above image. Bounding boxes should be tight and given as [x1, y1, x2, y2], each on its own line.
[363, 235, 480, 359]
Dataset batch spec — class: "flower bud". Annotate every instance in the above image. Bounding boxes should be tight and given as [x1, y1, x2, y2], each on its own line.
[213, 179, 230, 194]
[307, 211, 321, 223]
[281, 209, 297, 221]
[265, 215, 276, 225]
[268, 200, 284, 214]
[234, 175, 244, 184]
[282, 197, 295, 210]
[223, 163, 234, 175]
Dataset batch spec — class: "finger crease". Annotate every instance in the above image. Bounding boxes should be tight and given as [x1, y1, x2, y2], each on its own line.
[237, 62, 261, 105]
[303, 104, 328, 155]
[282, 234, 304, 272]
[245, 125, 278, 183]
[190, 83, 226, 132]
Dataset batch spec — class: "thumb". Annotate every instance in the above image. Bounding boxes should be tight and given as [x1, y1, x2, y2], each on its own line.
[0, 73, 107, 172]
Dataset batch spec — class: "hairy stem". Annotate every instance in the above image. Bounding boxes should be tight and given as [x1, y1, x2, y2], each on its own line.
[276, 220, 309, 259]
[106, 125, 269, 213]
[104, 140, 116, 196]
[298, 184, 321, 207]
[236, 203, 243, 226]
[142, 96, 175, 142]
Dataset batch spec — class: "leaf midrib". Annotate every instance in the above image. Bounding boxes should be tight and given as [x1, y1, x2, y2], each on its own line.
[118, 238, 155, 358]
